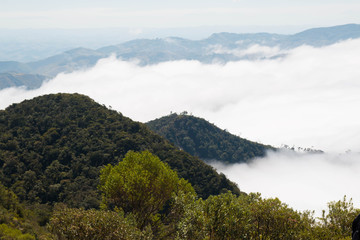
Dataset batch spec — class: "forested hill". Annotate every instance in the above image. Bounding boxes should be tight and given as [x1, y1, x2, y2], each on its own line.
[147, 113, 275, 164]
[0, 94, 239, 208]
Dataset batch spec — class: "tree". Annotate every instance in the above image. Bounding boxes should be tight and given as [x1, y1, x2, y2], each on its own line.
[314, 196, 360, 240]
[203, 192, 251, 240]
[99, 151, 195, 231]
[247, 193, 309, 240]
[48, 205, 152, 240]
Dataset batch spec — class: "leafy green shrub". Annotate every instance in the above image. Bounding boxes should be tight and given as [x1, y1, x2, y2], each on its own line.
[48, 206, 152, 240]
[0, 223, 35, 240]
[99, 150, 195, 238]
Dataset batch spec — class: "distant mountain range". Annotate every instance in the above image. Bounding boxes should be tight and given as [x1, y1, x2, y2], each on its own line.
[0, 24, 360, 90]
[0, 72, 46, 90]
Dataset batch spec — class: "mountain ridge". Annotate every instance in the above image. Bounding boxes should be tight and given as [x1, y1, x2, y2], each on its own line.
[0, 72, 47, 90]
[0, 23, 359, 89]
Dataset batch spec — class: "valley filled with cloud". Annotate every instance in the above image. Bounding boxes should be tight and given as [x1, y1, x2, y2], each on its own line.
[1, 39, 360, 215]
[211, 149, 360, 216]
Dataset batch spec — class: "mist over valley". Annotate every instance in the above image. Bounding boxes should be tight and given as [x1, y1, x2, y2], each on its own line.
[1, 20, 360, 238]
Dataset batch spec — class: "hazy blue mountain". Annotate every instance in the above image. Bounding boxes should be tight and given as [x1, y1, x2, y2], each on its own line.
[204, 32, 285, 47]
[0, 61, 32, 74]
[97, 24, 360, 64]
[96, 33, 285, 64]
[98, 37, 204, 64]
[0, 72, 47, 89]
[0, 24, 359, 89]
[280, 24, 360, 48]
[28, 47, 107, 76]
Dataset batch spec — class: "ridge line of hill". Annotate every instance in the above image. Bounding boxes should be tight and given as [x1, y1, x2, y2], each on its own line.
[146, 113, 275, 164]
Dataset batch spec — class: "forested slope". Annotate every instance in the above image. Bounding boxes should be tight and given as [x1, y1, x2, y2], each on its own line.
[0, 93, 239, 209]
[147, 113, 275, 163]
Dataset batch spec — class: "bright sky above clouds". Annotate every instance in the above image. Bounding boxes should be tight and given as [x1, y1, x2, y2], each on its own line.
[1, 0, 360, 29]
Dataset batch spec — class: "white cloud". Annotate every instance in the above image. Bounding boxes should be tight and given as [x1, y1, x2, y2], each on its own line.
[207, 44, 284, 59]
[1, 39, 360, 154]
[2, 39, 360, 214]
[210, 150, 360, 216]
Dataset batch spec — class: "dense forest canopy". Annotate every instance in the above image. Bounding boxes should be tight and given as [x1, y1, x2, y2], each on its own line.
[147, 113, 275, 164]
[0, 93, 239, 209]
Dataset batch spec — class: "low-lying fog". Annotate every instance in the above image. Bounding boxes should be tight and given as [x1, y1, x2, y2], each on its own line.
[210, 149, 360, 216]
[1, 39, 360, 215]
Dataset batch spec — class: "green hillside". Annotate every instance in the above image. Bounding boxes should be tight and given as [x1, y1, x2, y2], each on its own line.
[147, 113, 275, 164]
[0, 94, 358, 239]
[0, 93, 239, 209]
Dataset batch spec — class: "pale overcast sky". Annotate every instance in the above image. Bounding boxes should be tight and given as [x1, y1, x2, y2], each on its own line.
[1, 0, 359, 30]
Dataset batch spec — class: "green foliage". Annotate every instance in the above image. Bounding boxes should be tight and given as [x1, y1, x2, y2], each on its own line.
[0, 224, 35, 240]
[0, 182, 49, 240]
[1, 94, 358, 239]
[174, 195, 207, 240]
[313, 196, 360, 240]
[175, 192, 358, 240]
[0, 93, 240, 209]
[0, 181, 24, 217]
[203, 192, 251, 239]
[99, 151, 196, 238]
[325, 196, 359, 236]
[48, 206, 152, 240]
[147, 113, 275, 164]
[246, 193, 311, 240]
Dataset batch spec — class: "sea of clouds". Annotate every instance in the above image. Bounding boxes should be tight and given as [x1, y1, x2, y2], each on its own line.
[210, 149, 360, 216]
[1, 39, 360, 215]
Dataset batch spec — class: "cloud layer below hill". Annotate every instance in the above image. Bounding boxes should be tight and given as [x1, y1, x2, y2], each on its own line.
[1, 39, 360, 214]
[210, 150, 360, 216]
[2, 39, 360, 152]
